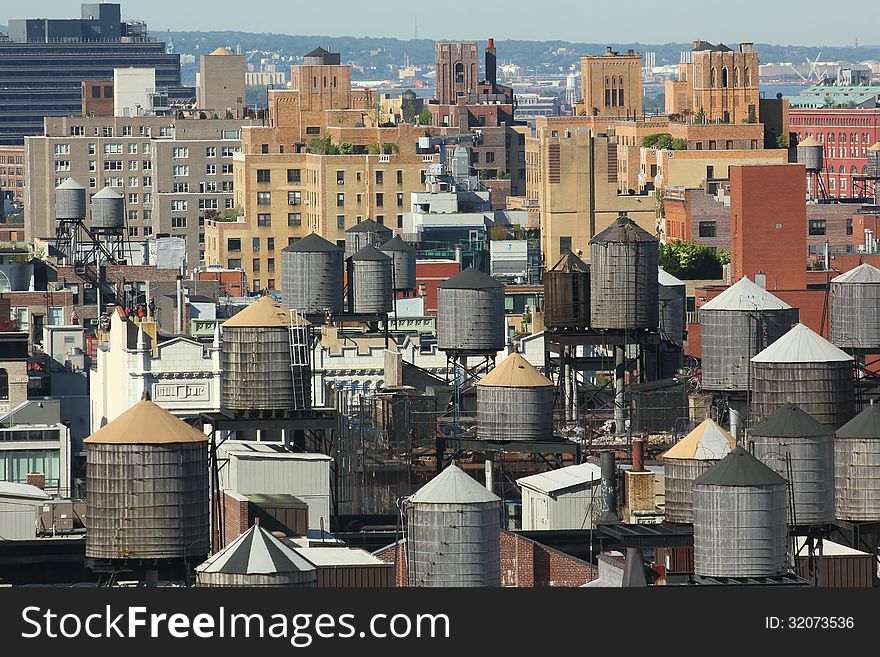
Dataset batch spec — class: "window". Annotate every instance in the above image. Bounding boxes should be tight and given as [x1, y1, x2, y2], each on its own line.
[128, 160, 139, 171]
[198, 198, 219, 211]
[227, 238, 242, 252]
[206, 147, 216, 158]
[257, 192, 271, 205]
[847, 218, 853, 236]
[337, 170, 345, 185]
[486, 152, 495, 164]
[143, 176, 152, 188]
[809, 219, 826, 236]
[104, 143, 122, 155]
[228, 258, 242, 269]
[253, 237, 261, 252]
[559, 236, 572, 254]
[128, 193, 138, 204]
[173, 147, 189, 159]
[287, 169, 301, 183]
[222, 164, 234, 175]
[698, 221, 717, 238]
[376, 170, 384, 185]
[288, 213, 302, 226]
[70, 126, 85, 136]
[90, 178, 98, 189]
[267, 238, 275, 251]
[397, 192, 404, 207]
[253, 280, 261, 292]
[288, 191, 301, 205]
[55, 161, 71, 172]
[171, 200, 188, 212]
[129, 226, 139, 237]
[253, 259, 261, 272]
[337, 193, 345, 207]
[128, 210, 138, 222]
[306, 127, 321, 135]
[337, 215, 346, 229]
[397, 214, 403, 228]
[173, 165, 189, 177]
[376, 192, 384, 207]
[206, 164, 217, 175]
[0, 368, 8, 400]
[257, 213, 271, 226]
[397, 170, 403, 185]
[104, 160, 123, 171]
[172, 182, 189, 193]
[54, 144, 70, 156]
[267, 259, 275, 273]
[376, 214, 384, 224]
[257, 169, 271, 183]
[222, 147, 238, 157]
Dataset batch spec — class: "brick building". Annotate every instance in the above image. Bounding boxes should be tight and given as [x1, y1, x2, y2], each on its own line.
[81, 81, 115, 118]
[666, 41, 760, 124]
[196, 47, 246, 119]
[0, 146, 26, 206]
[434, 42, 479, 106]
[789, 107, 880, 199]
[574, 47, 643, 119]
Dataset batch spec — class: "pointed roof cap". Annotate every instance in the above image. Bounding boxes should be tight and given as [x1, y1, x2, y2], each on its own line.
[797, 136, 822, 147]
[663, 418, 735, 460]
[304, 46, 331, 58]
[379, 235, 415, 252]
[409, 463, 500, 504]
[693, 446, 787, 487]
[836, 403, 880, 439]
[868, 142, 880, 151]
[85, 398, 207, 444]
[832, 263, 880, 284]
[208, 47, 234, 56]
[346, 217, 393, 234]
[196, 524, 316, 575]
[549, 251, 589, 273]
[56, 178, 84, 190]
[477, 351, 552, 388]
[438, 266, 503, 290]
[590, 214, 657, 244]
[750, 403, 832, 438]
[701, 276, 791, 311]
[751, 322, 852, 363]
[350, 243, 391, 261]
[93, 186, 123, 199]
[222, 295, 308, 328]
[281, 232, 341, 253]
[658, 268, 685, 287]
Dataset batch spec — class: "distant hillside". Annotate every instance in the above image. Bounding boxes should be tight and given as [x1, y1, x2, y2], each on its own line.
[158, 31, 880, 71]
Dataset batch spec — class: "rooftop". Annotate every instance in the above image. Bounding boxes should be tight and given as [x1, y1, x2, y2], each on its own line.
[751, 322, 852, 364]
[517, 462, 602, 495]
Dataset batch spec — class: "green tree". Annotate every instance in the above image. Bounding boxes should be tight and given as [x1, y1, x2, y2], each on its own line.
[416, 108, 433, 125]
[659, 241, 729, 279]
[776, 134, 789, 149]
[338, 142, 355, 155]
[643, 133, 686, 150]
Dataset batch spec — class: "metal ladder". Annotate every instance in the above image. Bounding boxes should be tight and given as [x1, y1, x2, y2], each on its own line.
[288, 309, 311, 410]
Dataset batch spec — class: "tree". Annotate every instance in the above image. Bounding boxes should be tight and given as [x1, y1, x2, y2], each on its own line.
[643, 133, 685, 150]
[776, 134, 789, 149]
[416, 109, 433, 126]
[338, 142, 355, 155]
[659, 241, 730, 279]
[308, 136, 337, 155]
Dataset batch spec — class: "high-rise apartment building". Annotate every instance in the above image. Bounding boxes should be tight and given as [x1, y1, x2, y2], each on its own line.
[575, 48, 643, 119]
[0, 3, 192, 145]
[25, 115, 253, 265]
[435, 42, 479, 105]
[665, 41, 760, 124]
[196, 48, 246, 119]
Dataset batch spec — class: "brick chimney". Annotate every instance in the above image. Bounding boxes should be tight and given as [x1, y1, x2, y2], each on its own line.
[27, 472, 45, 490]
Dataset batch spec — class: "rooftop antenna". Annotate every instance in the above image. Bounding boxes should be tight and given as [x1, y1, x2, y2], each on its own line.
[414, 16, 418, 40]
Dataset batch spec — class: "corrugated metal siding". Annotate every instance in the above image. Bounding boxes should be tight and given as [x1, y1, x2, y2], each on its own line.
[830, 281, 880, 349]
[196, 570, 317, 587]
[520, 485, 599, 530]
[316, 564, 395, 588]
[0, 499, 39, 540]
[477, 386, 553, 441]
[835, 438, 880, 521]
[751, 361, 855, 428]
[665, 459, 717, 523]
[797, 553, 874, 587]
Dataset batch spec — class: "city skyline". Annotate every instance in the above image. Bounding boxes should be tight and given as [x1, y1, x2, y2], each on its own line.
[5, 0, 877, 47]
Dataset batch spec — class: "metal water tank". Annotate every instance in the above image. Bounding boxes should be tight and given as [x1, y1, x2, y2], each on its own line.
[281, 233, 344, 314]
[866, 142, 880, 178]
[437, 267, 505, 352]
[543, 251, 590, 330]
[195, 524, 317, 587]
[350, 244, 393, 313]
[344, 218, 392, 259]
[796, 135, 823, 171]
[476, 352, 553, 441]
[830, 263, 880, 350]
[90, 186, 125, 231]
[55, 178, 86, 220]
[589, 214, 659, 330]
[658, 268, 686, 346]
[406, 464, 501, 587]
[751, 323, 854, 428]
[835, 403, 880, 521]
[700, 277, 798, 392]
[379, 235, 417, 291]
[692, 447, 789, 578]
[663, 418, 735, 524]
[221, 296, 311, 410]
[84, 397, 209, 562]
[751, 403, 834, 525]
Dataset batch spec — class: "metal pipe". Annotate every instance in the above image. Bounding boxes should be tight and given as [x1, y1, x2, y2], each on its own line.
[599, 451, 619, 523]
[729, 403, 741, 442]
[484, 455, 494, 494]
[631, 437, 645, 472]
[176, 275, 183, 335]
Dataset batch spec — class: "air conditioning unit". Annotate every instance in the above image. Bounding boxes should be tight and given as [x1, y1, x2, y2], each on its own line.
[84, 283, 94, 289]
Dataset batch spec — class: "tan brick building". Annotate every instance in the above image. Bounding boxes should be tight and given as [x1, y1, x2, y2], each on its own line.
[196, 47, 246, 119]
[665, 41, 760, 124]
[574, 48, 643, 119]
[24, 114, 253, 265]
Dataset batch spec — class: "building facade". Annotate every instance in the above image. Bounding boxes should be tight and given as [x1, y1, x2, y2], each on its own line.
[197, 48, 246, 119]
[435, 42, 479, 105]
[0, 146, 26, 206]
[575, 48, 643, 119]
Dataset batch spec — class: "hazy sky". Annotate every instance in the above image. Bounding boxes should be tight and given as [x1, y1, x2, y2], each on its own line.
[7, 0, 876, 46]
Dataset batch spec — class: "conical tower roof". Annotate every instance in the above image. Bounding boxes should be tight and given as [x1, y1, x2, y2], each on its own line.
[549, 251, 589, 273]
[379, 235, 415, 252]
[222, 295, 308, 328]
[663, 418, 735, 460]
[750, 402, 832, 438]
[346, 218, 392, 234]
[693, 446, 787, 487]
[590, 214, 656, 244]
[658, 268, 685, 287]
[208, 47, 234, 56]
[195, 524, 316, 575]
[701, 276, 791, 311]
[85, 398, 207, 445]
[438, 266, 503, 290]
[832, 263, 880, 284]
[751, 322, 852, 363]
[868, 142, 880, 152]
[836, 403, 880, 439]
[281, 232, 341, 253]
[56, 178, 84, 191]
[409, 463, 500, 504]
[477, 352, 552, 388]
[93, 186, 123, 200]
[797, 136, 821, 147]
[350, 243, 391, 261]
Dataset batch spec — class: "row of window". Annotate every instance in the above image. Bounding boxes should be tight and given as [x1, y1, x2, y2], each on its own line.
[257, 168, 406, 185]
[792, 116, 879, 127]
[708, 66, 753, 88]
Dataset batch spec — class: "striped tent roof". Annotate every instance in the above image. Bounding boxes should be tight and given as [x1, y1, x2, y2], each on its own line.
[195, 524, 316, 575]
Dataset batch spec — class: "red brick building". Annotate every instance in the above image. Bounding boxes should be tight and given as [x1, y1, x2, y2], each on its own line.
[415, 260, 460, 316]
[790, 108, 880, 199]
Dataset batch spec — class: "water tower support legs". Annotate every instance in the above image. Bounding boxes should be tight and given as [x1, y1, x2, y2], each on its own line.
[614, 346, 626, 434]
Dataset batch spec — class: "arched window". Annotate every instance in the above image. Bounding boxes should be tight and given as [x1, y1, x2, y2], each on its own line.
[454, 62, 464, 84]
[0, 369, 7, 401]
[828, 165, 836, 174]
[828, 132, 834, 142]
[721, 67, 729, 88]
[744, 66, 751, 86]
[710, 68, 716, 87]
[734, 67, 741, 87]
[604, 77, 611, 107]
[618, 77, 625, 107]
[852, 166, 859, 175]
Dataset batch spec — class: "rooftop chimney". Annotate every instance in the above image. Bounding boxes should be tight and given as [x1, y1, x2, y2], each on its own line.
[485, 38, 497, 88]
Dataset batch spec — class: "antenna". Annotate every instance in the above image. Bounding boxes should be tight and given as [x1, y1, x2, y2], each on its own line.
[414, 16, 418, 40]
